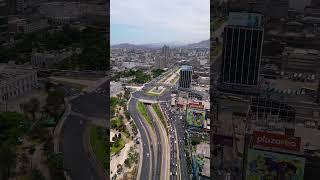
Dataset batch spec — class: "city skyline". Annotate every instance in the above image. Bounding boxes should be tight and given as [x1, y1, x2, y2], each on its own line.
[110, 0, 209, 45]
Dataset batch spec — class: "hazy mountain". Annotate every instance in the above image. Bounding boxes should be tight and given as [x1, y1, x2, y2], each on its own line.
[111, 43, 141, 49]
[183, 39, 210, 48]
[111, 39, 209, 49]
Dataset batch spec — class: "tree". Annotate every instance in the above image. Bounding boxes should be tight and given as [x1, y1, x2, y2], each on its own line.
[124, 89, 130, 100]
[45, 90, 65, 120]
[47, 153, 65, 179]
[20, 98, 40, 121]
[116, 93, 123, 100]
[191, 137, 201, 146]
[0, 144, 16, 179]
[124, 158, 131, 168]
[30, 168, 45, 180]
[124, 110, 131, 120]
[152, 69, 165, 78]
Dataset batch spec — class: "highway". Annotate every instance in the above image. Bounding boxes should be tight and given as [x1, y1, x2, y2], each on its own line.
[147, 105, 170, 180]
[128, 66, 190, 180]
[145, 105, 162, 179]
[57, 82, 108, 180]
[128, 98, 152, 180]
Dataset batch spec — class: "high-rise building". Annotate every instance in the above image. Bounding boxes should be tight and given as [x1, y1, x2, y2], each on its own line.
[155, 56, 167, 69]
[161, 45, 170, 58]
[0, 0, 8, 43]
[220, 12, 264, 88]
[229, 0, 289, 18]
[218, 12, 264, 94]
[154, 45, 171, 69]
[179, 65, 193, 90]
[161, 45, 170, 64]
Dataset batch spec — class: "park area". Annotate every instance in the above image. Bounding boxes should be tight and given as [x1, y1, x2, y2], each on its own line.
[0, 84, 66, 180]
[147, 86, 166, 96]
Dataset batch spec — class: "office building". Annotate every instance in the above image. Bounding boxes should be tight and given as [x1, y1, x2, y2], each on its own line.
[155, 56, 167, 69]
[179, 65, 193, 90]
[161, 45, 171, 64]
[229, 0, 289, 18]
[220, 12, 264, 87]
[0, 64, 38, 109]
[31, 48, 80, 68]
[0, 0, 8, 43]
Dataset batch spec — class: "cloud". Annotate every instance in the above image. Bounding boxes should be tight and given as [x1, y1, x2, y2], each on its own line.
[111, 0, 209, 44]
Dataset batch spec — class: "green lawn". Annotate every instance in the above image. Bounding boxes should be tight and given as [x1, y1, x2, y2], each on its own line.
[110, 137, 125, 155]
[137, 101, 152, 125]
[147, 92, 160, 96]
[152, 104, 165, 123]
[90, 125, 108, 170]
[152, 104, 168, 134]
[110, 117, 123, 129]
[170, 76, 179, 84]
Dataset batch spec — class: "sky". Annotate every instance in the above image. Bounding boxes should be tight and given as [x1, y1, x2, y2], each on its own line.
[110, 0, 209, 45]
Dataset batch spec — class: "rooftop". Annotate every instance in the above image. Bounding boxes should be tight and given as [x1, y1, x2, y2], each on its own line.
[228, 12, 264, 28]
[0, 65, 36, 85]
[181, 65, 192, 70]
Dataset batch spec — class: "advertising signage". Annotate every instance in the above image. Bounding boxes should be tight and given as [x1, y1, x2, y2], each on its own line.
[252, 131, 301, 153]
[246, 149, 305, 180]
[188, 102, 204, 109]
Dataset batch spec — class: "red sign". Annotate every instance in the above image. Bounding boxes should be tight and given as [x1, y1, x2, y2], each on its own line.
[188, 102, 204, 109]
[252, 131, 301, 152]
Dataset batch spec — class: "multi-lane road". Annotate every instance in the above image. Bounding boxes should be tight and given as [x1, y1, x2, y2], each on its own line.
[128, 67, 191, 180]
[128, 98, 153, 180]
[59, 84, 108, 180]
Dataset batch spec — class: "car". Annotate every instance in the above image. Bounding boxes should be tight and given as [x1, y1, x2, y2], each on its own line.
[147, 153, 150, 157]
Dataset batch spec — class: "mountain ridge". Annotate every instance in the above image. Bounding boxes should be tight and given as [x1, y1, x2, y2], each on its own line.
[111, 39, 209, 49]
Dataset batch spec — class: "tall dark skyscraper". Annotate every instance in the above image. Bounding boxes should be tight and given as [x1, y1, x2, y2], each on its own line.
[220, 12, 264, 88]
[161, 45, 171, 64]
[179, 65, 193, 90]
[0, 0, 8, 43]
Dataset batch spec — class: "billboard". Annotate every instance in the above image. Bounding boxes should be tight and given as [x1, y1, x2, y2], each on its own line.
[251, 131, 301, 153]
[246, 149, 305, 180]
[188, 102, 204, 109]
[187, 108, 205, 127]
[229, 12, 263, 28]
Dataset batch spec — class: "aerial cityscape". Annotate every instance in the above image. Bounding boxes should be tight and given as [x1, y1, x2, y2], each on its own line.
[1, 0, 320, 180]
[110, 0, 210, 179]
[0, 0, 108, 180]
[212, 0, 320, 180]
